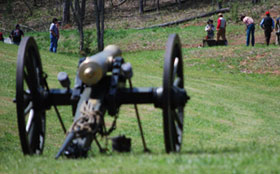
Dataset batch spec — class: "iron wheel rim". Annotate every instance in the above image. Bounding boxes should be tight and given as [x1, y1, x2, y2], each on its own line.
[163, 34, 184, 153]
[16, 37, 46, 155]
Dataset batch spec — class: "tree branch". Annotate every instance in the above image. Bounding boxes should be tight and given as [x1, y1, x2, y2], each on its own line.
[136, 8, 230, 30]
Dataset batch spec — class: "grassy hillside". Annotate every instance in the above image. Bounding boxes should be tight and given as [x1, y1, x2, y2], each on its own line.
[0, 25, 280, 174]
[25, 22, 274, 56]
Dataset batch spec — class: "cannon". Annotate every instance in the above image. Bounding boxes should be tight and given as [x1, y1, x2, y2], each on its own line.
[14, 33, 190, 158]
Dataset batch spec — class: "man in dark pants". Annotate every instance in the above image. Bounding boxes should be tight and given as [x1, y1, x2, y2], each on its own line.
[0, 32, 4, 42]
[260, 11, 274, 46]
[10, 24, 24, 45]
[241, 15, 255, 46]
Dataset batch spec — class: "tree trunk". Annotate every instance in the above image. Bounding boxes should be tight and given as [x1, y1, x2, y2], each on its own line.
[79, 24, 84, 51]
[156, 0, 159, 11]
[63, 0, 71, 24]
[175, 0, 181, 4]
[136, 7, 230, 30]
[217, 0, 222, 9]
[100, 0, 104, 51]
[33, 0, 37, 6]
[81, 0, 86, 20]
[94, 0, 100, 51]
[71, 0, 86, 51]
[94, 0, 105, 51]
[139, 0, 144, 14]
[80, 0, 86, 51]
[22, 0, 33, 16]
[252, 0, 260, 4]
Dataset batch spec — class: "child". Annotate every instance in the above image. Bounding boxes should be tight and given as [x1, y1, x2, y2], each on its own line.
[205, 19, 215, 40]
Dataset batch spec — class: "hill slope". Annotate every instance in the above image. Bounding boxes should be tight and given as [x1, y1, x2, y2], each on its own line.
[1, 0, 280, 33]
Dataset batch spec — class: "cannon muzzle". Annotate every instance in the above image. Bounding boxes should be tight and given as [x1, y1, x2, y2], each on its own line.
[78, 45, 122, 85]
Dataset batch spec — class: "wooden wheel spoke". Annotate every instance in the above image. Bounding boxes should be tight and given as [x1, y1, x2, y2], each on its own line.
[27, 122, 36, 147]
[171, 109, 183, 130]
[24, 70, 32, 89]
[22, 90, 32, 107]
[171, 110, 183, 151]
[24, 101, 33, 116]
[170, 116, 180, 145]
[173, 77, 181, 87]
[172, 57, 179, 82]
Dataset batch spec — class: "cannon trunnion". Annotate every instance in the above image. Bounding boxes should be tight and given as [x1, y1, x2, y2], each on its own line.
[15, 34, 190, 158]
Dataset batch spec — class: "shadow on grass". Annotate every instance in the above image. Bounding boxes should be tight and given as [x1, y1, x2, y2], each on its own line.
[82, 145, 243, 159]
[181, 146, 241, 155]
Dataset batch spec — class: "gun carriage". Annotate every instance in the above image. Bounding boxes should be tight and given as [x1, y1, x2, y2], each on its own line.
[15, 34, 190, 158]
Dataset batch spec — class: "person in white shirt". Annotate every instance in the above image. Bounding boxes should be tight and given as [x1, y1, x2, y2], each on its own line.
[205, 19, 215, 40]
[49, 18, 59, 53]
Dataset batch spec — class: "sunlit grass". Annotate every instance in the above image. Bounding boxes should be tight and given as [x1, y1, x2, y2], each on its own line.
[0, 24, 280, 174]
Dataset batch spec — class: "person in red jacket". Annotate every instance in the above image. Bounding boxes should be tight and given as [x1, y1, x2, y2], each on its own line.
[216, 13, 227, 42]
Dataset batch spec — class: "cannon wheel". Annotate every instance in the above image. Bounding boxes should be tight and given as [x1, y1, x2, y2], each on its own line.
[16, 37, 46, 154]
[163, 34, 184, 153]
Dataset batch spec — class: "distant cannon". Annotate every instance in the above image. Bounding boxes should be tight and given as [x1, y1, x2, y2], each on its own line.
[14, 34, 190, 158]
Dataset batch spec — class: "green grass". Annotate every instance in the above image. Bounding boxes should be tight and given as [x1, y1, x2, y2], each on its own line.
[27, 24, 246, 55]
[0, 25, 280, 174]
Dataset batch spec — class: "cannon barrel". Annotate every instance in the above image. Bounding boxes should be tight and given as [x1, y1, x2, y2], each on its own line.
[78, 45, 122, 85]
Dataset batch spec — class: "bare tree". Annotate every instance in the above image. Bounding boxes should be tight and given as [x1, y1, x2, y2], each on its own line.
[94, 0, 105, 51]
[33, 0, 37, 6]
[22, 0, 33, 16]
[139, 0, 144, 14]
[252, 0, 260, 4]
[110, 0, 127, 7]
[217, 0, 223, 9]
[63, 0, 71, 24]
[71, 0, 86, 51]
[156, 0, 159, 11]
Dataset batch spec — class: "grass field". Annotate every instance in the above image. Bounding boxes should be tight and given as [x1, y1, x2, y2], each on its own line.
[0, 24, 280, 174]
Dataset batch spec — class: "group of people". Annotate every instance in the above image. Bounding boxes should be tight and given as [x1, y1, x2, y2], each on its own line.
[205, 11, 280, 46]
[2, 13, 280, 51]
[242, 11, 280, 46]
[205, 13, 227, 42]
[259, 11, 280, 46]
[0, 18, 60, 53]
[0, 24, 25, 45]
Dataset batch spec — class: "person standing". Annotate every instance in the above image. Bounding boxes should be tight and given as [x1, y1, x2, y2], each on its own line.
[205, 19, 215, 40]
[56, 21, 61, 41]
[49, 18, 59, 53]
[216, 13, 227, 42]
[10, 24, 24, 45]
[55, 21, 61, 51]
[0, 32, 4, 42]
[275, 16, 280, 45]
[260, 11, 274, 46]
[241, 15, 255, 46]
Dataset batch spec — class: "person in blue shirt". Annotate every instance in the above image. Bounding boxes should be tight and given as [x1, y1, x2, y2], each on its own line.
[275, 17, 280, 45]
[49, 18, 59, 53]
[260, 11, 274, 46]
